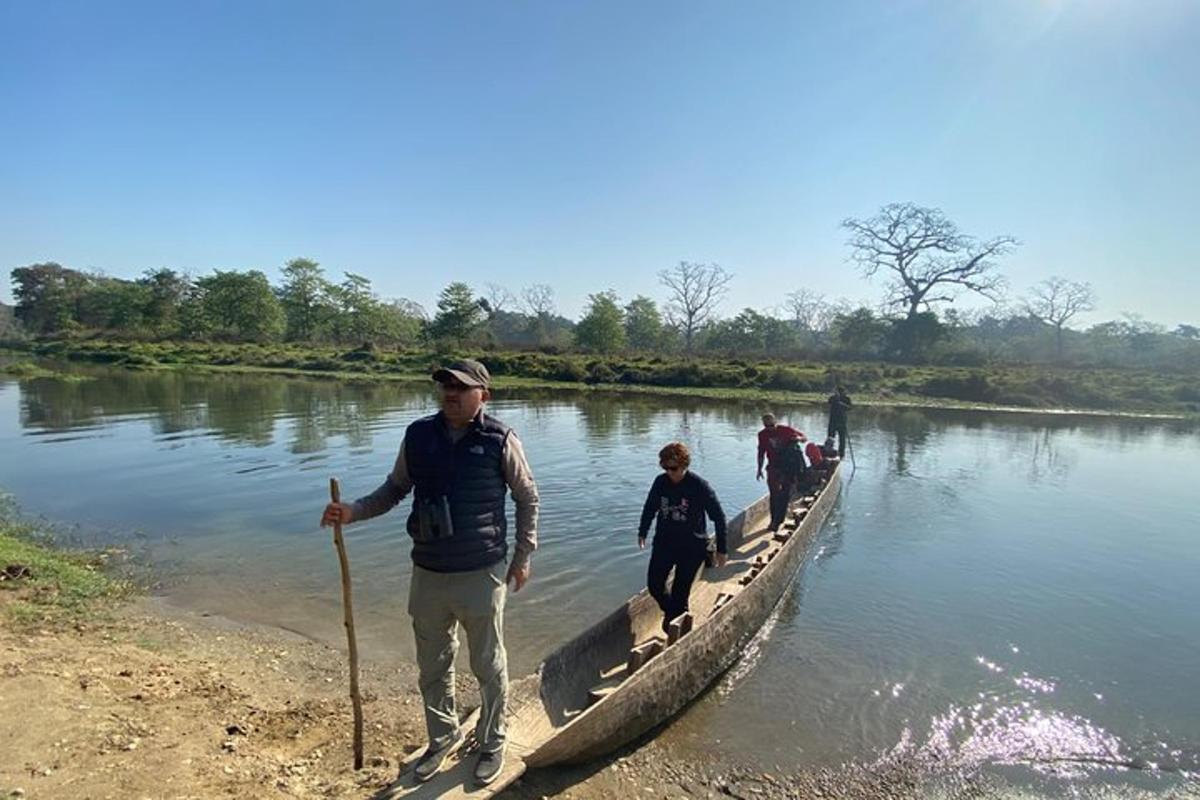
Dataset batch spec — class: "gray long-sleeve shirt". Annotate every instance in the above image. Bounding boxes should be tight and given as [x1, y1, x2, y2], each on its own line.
[351, 424, 540, 568]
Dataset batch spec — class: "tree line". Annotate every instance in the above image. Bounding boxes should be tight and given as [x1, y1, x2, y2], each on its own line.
[7, 203, 1199, 372]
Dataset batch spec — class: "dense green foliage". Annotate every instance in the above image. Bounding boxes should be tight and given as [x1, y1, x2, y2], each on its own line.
[428, 281, 486, 346]
[575, 291, 627, 354]
[10, 261, 426, 348]
[8, 198, 1199, 376]
[7, 339, 1198, 416]
[11, 261, 1198, 374]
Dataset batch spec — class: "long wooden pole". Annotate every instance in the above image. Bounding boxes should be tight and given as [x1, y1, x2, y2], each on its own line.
[329, 477, 364, 770]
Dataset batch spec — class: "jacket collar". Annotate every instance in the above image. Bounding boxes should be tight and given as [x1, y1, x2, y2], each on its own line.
[434, 408, 487, 436]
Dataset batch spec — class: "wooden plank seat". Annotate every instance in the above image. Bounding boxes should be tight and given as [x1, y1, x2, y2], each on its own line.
[626, 637, 666, 675]
[666, 612, 694, 645]
[587, 682, 620, 706]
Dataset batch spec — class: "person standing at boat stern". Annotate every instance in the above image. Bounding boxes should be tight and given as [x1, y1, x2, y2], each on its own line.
[320, 358, 538, 786]
[756, 413, 803, 531]
[827, 385, 852, 458]
[638, 442, 728, 633]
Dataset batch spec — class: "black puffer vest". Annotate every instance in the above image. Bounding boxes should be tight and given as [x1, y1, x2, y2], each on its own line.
[405, 411, 511, 572]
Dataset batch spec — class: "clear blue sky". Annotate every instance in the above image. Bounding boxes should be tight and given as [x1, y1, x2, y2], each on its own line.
[2, 0, 1197, 326]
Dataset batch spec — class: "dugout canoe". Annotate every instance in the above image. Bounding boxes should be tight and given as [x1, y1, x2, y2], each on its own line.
[378, 458, 843, 798]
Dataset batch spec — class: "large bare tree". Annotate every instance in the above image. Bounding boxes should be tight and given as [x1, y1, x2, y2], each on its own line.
[480, 282, 515, 318]
[521, 283, 555, 317]
[784, 288, 827, 331]
[521, 283, 557, 345]
[842, 203, 1017, 319]
[658, 261, 732, 353]
[1024, 276, 1096, 360]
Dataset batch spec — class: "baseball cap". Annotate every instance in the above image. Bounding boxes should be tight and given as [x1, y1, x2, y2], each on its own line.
[432, 358, 491, 388]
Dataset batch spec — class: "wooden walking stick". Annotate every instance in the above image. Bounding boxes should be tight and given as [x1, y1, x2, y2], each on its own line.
[329, 477, 364, 770]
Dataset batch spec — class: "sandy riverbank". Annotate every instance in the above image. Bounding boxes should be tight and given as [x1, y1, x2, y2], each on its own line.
[6, 597, 1199, 798]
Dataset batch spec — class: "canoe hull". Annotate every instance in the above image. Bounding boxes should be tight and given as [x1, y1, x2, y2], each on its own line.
[520, 462, 842, 766]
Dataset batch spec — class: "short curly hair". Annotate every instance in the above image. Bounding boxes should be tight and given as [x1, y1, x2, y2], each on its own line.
[658, 441, 691, 469]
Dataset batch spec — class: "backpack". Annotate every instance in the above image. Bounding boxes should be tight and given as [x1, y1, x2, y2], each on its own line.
[777, 439, 807, 481]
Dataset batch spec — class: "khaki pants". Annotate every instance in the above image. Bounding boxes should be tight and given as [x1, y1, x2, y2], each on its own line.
[409, 561, 508, 753]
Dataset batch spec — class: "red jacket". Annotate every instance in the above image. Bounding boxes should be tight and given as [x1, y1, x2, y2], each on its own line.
[805, 441, 823, 467]
[758, 425, 801, 475]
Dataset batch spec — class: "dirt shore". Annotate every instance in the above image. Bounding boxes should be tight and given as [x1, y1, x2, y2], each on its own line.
[0, 597, 728, 800]
[0, 596, 922, 800]
[4, 597, 1197, 799]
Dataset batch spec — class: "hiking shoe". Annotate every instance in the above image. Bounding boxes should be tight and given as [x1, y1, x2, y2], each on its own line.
[413, 732, 462, 783]
[474, 748, 505, 786]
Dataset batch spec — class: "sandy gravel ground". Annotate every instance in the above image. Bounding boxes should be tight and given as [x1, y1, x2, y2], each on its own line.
[3, 597, 1197, 800]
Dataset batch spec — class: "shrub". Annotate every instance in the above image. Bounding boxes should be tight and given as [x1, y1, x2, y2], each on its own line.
[918, 372, 994, 402]
[585, 362, 618, 384]
[118, 353, 157, 368]
[550, 359, 588, 382]
[1175, 384, 1200, 402]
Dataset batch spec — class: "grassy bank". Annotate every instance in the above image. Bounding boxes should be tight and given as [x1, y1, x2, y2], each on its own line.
[0, 505, 131, 628]
[5, 337, 1199, 417]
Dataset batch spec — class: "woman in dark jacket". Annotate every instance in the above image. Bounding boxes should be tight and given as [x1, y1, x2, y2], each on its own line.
[637, 442, 728, 632]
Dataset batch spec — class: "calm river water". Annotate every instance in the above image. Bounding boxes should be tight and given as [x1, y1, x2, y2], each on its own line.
[2, 367, 1198, 795]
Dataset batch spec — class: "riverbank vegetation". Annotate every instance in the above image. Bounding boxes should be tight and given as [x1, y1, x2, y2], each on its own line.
[5, 337, 1198, 416]
[5, 203, 1197, 414]
[0, 501, 131, 629]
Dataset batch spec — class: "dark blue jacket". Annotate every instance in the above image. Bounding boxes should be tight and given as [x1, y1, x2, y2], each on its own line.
[637, 471, 728, 554]
[405, 411, 511, 572]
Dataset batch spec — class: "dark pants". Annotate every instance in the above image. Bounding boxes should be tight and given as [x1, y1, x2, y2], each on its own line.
[647, 536, 707, 631]
[827, 421, 848, 458]
[767, 470, 793, 530]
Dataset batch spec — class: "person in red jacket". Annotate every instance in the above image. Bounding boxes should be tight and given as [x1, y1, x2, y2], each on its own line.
[795, 432, 825, 489]
[802, 434, 824, 469]
[756, 413, 802, 531]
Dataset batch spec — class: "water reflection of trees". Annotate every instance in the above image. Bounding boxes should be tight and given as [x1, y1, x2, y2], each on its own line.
[17, 369, 436, 450]
[18, 367, 1199, 466]
[863, 406, 1200, 486]
[514, 389, 768, 445]
[871, 408, 940, 476]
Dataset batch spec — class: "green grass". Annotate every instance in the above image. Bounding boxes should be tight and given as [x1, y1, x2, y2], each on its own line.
[5, 338, 1199, 417]
[1, 358, 93, 381]
[0, 514, 132, 629]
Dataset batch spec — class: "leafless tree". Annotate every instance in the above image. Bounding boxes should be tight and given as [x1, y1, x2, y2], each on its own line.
[842, 203, 1017, 319]
[784, 289, 826, 331]
[521, 283, 556, 318]
[521, 283, 556, 345]
[658, 261, 732, 353]
[481, 282, 515, 318]
[1024, 276, 1096, 360]
[390, 297, 428, 321]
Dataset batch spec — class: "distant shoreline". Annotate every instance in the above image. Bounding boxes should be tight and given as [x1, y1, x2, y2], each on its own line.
[2, 338, 1196, 422]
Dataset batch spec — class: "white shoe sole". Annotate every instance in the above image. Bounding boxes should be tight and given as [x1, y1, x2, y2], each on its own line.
[475, 754, 505, 786]
[413, 737, 463, 783]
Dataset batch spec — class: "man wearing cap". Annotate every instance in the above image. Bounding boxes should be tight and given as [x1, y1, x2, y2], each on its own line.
[320, 358, 539, 786]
